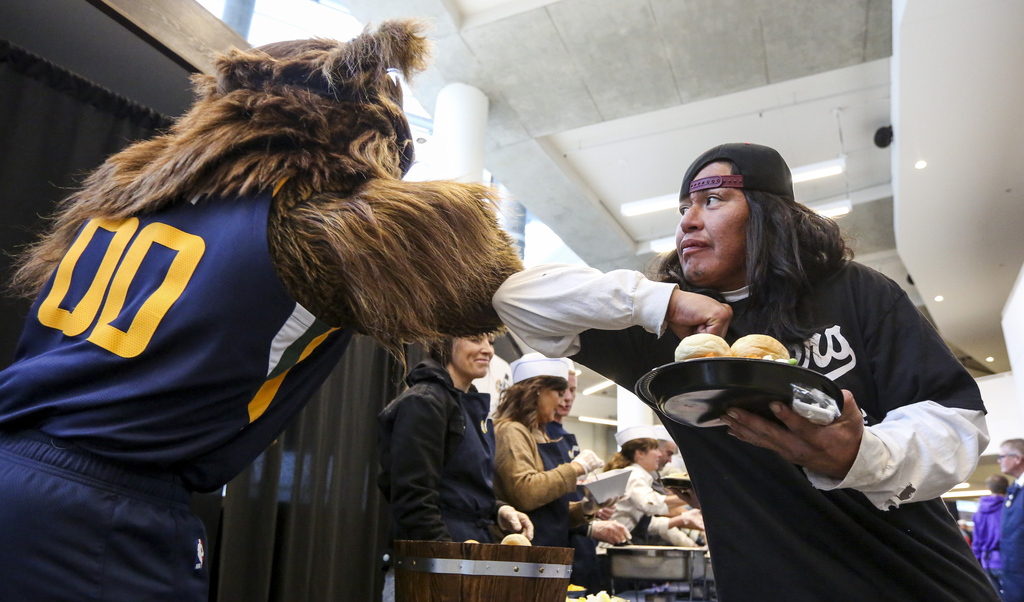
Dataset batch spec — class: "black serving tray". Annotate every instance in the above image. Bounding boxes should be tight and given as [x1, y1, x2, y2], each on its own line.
[660, 476, 692, 490]
[635, 357, 843, 427]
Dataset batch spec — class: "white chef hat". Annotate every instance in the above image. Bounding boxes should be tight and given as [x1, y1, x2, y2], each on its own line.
[510, 352, 570, 384]
[653, 425, 672, 441]
[615, 424, 658, 447]
[560, 357, 575, 374]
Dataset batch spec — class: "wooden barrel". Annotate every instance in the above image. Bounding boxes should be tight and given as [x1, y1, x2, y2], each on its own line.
[394, 540, 574, 602]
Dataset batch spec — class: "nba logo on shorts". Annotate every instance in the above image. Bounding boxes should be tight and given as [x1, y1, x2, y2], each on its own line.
[195, 538, 205, 570]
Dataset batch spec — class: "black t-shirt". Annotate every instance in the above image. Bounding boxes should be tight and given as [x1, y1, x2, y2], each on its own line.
[575, 262, 996, 602]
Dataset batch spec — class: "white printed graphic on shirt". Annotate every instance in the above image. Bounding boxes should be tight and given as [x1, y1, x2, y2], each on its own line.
[794, 325, 857, 381]
[195, 538, 205, 570]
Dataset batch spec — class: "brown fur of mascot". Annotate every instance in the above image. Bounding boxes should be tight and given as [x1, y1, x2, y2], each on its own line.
[11, 19, 522, 356]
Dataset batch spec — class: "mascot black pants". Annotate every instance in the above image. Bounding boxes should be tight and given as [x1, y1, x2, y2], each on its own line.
[0, 430, 208, 601]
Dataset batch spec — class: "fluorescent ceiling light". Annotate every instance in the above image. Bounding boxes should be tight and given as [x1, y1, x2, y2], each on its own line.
[941, 489, 990, 499]
[636, 235, 676, 256]
[620, 193, 678, 217]
[807, 198, 852, 219]
[582, 380, 615, 395]
[791, 157, 845, 184]
[578, 416, 618, 426]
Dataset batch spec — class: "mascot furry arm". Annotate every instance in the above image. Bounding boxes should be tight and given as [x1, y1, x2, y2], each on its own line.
[12, 19, 522, 356]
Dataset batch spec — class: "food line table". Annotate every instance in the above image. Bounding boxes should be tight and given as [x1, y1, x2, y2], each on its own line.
[605, 545, 716, 601]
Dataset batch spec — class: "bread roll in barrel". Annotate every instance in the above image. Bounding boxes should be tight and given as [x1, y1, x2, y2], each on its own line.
[730, 334, 789, 360]
[674, 334, 732, 361]
[500, 533, 532, 546]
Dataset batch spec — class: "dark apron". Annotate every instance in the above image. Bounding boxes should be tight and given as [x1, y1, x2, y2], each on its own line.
[438, 392, 497, 543]
[541, 424, 602, 591]
[527, 440, 574, 548]
[631, 514, 658, 545]
[546, 421, 580, 462]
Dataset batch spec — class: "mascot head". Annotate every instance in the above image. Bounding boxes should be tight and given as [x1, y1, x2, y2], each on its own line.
[186, 19, 430, 193]
[14, 20, 523, 358]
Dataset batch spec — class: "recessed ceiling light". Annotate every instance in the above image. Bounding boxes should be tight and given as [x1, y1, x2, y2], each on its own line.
[986, 357, 995, 363]
[915, 160, 927, 169]
[934, 295, 944, 302]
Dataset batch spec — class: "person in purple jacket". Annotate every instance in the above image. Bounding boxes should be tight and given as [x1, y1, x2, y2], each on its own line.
[975, 474, 1010, 594]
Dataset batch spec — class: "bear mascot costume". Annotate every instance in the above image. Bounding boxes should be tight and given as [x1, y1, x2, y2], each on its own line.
[0, 19, 521, 600]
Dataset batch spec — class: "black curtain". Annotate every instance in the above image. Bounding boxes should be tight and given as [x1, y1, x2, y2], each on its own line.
[0, 39, 171, 367]
[216, 334, 406, 602]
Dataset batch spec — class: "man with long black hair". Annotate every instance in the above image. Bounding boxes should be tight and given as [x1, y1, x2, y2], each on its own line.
[494, 143, 998, 601]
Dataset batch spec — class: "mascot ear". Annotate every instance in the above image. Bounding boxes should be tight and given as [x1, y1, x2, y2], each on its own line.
[201, 19, 432, 99]
[204, 45, 291, 98]
[339, 19, 433, 83]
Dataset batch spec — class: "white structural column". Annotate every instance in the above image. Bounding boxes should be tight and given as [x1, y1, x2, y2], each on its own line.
[430, 83, 489, 183]
[616, 385, 655, 441]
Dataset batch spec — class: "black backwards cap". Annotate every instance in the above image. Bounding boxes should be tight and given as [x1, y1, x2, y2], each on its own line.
[680, 142, 794, 199]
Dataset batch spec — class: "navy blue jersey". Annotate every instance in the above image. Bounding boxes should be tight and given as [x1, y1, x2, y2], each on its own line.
[0, 193, 351, 491]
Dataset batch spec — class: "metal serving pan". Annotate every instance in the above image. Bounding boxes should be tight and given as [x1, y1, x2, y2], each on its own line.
[606, 546, 710, 581]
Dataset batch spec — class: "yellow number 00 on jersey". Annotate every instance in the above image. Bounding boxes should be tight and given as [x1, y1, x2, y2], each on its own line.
[37, 218, 206, 358]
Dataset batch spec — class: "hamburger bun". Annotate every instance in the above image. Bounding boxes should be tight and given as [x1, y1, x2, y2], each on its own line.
[730, 334, 789, 360]
[674, 334, 732, 361]
[500, 533, 532, 546]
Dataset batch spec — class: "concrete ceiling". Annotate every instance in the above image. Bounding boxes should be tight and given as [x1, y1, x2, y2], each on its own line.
[343, 0, 1022, 378]
[344, 0, 893, 266]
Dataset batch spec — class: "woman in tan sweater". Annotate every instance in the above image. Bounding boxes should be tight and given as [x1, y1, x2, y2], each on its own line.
[493, 356, 629, 548]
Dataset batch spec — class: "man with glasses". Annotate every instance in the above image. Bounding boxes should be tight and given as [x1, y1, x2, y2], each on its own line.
[999, 439, 1024, 601]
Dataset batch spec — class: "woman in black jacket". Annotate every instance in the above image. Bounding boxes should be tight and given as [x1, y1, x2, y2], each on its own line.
[378, 335, 532, 543]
